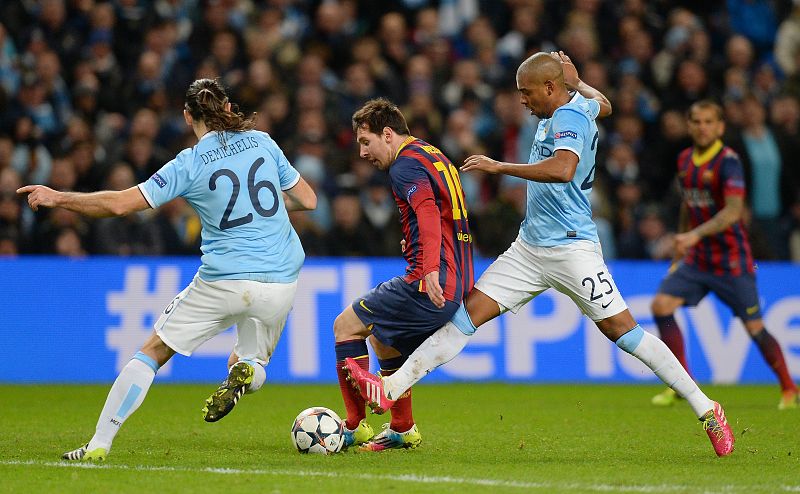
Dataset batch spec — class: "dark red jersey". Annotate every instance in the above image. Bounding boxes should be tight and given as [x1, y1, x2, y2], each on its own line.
[676, 143, 754, 276]
[389, 137, 474, 303]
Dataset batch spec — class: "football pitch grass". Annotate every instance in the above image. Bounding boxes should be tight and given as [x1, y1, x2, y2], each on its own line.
[2, 383, 798, 493]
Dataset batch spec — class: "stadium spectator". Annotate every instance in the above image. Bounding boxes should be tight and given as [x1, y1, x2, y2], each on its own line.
[0, 1, 796, 261]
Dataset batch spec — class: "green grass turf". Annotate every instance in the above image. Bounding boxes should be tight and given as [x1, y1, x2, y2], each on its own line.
[1, 383, 798, 493]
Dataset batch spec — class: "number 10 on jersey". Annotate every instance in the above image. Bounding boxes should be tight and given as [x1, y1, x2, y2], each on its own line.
[434, 161, 468, 221]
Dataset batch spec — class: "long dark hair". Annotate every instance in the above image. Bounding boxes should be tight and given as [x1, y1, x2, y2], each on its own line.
[184, 78, 256, 132]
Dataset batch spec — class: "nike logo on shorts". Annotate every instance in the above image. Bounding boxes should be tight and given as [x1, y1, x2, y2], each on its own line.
[359, 300, 373, 314]
[601, 299, 614, 309]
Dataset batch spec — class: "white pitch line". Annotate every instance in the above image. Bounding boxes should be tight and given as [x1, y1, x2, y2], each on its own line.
[1, 460, 796, 493]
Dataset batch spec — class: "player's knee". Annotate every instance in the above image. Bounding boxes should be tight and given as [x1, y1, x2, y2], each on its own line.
[743, 319, 763, 336]
[333, 312, 355, 341]
[650, 295, 673, 317]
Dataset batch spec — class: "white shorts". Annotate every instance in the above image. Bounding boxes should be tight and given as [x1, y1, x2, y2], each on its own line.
[154, 275, 297, 365]
[475, 238, 628, 321]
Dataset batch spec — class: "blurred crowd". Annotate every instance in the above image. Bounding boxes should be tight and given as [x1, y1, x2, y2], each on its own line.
[0, 0, 799, 261]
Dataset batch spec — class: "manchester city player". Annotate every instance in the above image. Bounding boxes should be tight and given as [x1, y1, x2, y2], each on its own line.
[19, 78, 316, 461]
[346, 52, 735, 457]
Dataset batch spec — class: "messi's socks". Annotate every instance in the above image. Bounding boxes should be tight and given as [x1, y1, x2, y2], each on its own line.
[380, 356, 415, 433]
[336, 339, 369, 430]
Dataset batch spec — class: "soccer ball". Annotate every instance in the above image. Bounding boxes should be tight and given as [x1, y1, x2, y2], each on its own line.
[291, 407, 345, 454]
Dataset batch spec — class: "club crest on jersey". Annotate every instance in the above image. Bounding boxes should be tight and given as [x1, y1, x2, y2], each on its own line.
[554, 130, 578, 139]
[150, 173, 167, 188]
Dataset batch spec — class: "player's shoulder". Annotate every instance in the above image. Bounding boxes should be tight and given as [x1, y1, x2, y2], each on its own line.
[172, 146, 195, 167]
[677, 146, 692, 162]
[553, 98, 594, 125]
[720, 146, 741, 162]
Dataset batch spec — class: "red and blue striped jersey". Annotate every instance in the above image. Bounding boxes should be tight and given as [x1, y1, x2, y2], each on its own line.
[676, 143, 754, 276]
[389, 137, 474, 303]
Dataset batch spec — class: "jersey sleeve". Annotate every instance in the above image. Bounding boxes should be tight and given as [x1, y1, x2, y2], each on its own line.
[137, 148, 193, 208]
[391, 157, 442, 275]
[551, 108, 590, 159]
[586, 98, 601, 120]
[263, 133, 300, 190]
[720, 154, 746, 197]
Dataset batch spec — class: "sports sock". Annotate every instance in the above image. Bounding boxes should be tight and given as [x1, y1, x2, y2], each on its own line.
[380, 356, 414, 432]
[752, 329, 797, 392]
[87, 352, 158, 452]
[241, 359, 266, 394]
[383, 307, 475, 401]
[616, 325, 713, 418]
[654, 315, 690, 373]
[335, 339, 369, 430]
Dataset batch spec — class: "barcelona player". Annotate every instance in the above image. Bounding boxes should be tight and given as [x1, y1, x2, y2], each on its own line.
[650, 100, 799, 409]
[334, 98, 473, 451]
[346, 52, 735, 457]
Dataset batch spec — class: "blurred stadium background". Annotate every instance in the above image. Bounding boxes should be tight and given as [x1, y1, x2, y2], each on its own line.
[0, 0, 798, 386]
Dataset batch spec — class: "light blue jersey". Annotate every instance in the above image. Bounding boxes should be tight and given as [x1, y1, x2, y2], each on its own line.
[519, 92, 600, 247]
[138, 130, 304, 282]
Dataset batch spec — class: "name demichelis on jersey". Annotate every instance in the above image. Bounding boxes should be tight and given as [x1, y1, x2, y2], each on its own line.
[389, 137, 474, 303]
[138, 130, 304, 283]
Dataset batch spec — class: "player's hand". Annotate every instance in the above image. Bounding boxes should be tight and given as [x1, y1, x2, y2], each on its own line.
[424, 271, 446, 309]
[16, 185, 60, 211]
[400, 239, 407, 253]
[462, 155, 502, 174]
[674, 231, 700, 258]
[552, 51, 579, 90]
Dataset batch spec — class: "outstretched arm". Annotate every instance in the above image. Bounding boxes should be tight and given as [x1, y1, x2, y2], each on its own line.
[461, 149, 579, 183]
[17, 185, 150, 217]
[553, 51, 612, 118]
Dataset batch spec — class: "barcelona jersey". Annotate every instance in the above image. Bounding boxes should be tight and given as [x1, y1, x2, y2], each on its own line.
[676, 142, 754, 276]
[389, 137, 474, 303]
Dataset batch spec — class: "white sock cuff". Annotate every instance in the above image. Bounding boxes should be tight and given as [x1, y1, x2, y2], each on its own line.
[241, 360, 266, 394]
[127, 357, 157, 377]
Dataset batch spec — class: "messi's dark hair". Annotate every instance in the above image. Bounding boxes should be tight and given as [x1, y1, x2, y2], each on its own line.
[351, 98, 410, 136]
[185, 78, 256, 132]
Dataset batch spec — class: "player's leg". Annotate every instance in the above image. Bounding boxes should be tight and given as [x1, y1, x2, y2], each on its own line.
[712, 273, 799, 409]
[334, 304, 374, 446]
[363, 238, 545, 404]
[378, 291, 493, 402]
[549, 242, 733, 456]
[596, 310, 734, 456]
[226, 352, 267, 395]
[359, 337, 422, 451]
[204, 279, 297, 422]
[745, 319, 799, 409]
[650, 288, 691, 406]
[63, 331, 173, 462]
